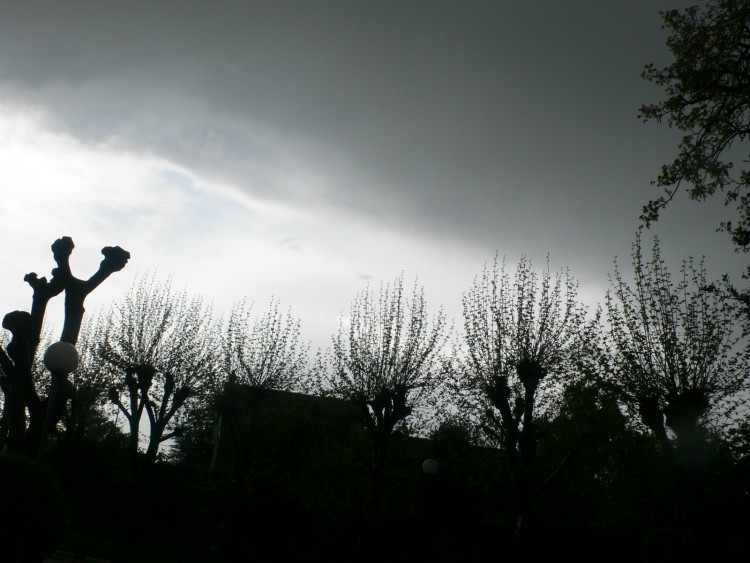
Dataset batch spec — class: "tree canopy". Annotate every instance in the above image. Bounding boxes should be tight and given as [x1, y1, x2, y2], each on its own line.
[640, 0, 750, 251]
[452, 255, 597, 558]
[605, 236, 748, 450]
[326, 274, 448, 515]
[328, 274, 448, 428]
[455, 255, 595, 446]
[223, 298, 309, 392]
[103, 274, 216, 464]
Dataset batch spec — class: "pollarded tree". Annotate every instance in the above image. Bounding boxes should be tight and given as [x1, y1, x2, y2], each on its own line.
[327, 274, 448, 514]
[640, 1, 750, 251]
[102, 274, 216, 465]
[224, 298, 309, 391]
[454, 255, 596, 557]
[605, 236, 748, 455]
[0, 236, 129, 455]
[196, 298, 310, 469]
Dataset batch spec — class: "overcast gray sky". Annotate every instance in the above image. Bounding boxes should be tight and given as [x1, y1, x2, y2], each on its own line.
[0, 0, 743, 350]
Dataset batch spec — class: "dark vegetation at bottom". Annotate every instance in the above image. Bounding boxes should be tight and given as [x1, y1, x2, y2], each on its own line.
[3, 386, 748, 563]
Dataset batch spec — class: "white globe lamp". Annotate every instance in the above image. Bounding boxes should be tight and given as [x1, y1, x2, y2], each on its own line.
[44, 341, 79, 374]
[40, 341, 79, 445]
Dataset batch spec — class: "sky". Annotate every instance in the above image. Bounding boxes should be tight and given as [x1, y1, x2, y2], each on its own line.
[1, 0, 745, 353]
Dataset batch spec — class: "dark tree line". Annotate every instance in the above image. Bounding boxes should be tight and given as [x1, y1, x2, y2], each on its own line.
[2, 234, 750, 562]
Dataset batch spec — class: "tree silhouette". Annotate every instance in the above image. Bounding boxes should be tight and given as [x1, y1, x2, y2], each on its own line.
[102, 274, 216, 465]
[453, 255, 595, 561]
[204, 298, 310, 471]
[640, 1, 750, 251]
[0, 237, 129, 455]
[325, 274, 448, 516]
[604, 235, 748, 456]
[223, 298, 309, 391]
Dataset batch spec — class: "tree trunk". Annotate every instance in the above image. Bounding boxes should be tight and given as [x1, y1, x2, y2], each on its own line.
[368, 436, 389, 517]
[128, 417, 140, 468]
[144, 427, 162, 464]
[516, 473, 536, 563]
[515, 371, 539, 563]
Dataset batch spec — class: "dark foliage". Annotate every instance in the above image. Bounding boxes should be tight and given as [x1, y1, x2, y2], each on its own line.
[2, 242, 749, 562]
[450, 255, 598, 560]
[0, 453, 67, 562]
[102, 274, 216, 466]
[605, 236, 748, 454]
[323, 274, 448, 517]
[640, 1, 750, 252]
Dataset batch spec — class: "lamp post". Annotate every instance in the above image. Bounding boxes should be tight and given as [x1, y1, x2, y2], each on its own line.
[210, 416, 222, 471]
[422, 458, 439, 475]
[41, 341, 79, 445]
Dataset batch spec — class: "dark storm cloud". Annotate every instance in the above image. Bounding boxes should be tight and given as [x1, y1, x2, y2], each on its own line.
[0, 0, 704, 268]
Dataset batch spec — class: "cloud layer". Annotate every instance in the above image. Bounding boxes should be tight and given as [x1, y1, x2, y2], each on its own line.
[1, 1, 744, 349]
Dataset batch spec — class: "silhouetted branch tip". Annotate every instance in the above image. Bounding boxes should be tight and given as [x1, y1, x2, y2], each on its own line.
[100, 246, 130, 273]
[2, 311, 31, 334]
[23, 272, 47, 289]
[51, 236, 74, 260]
